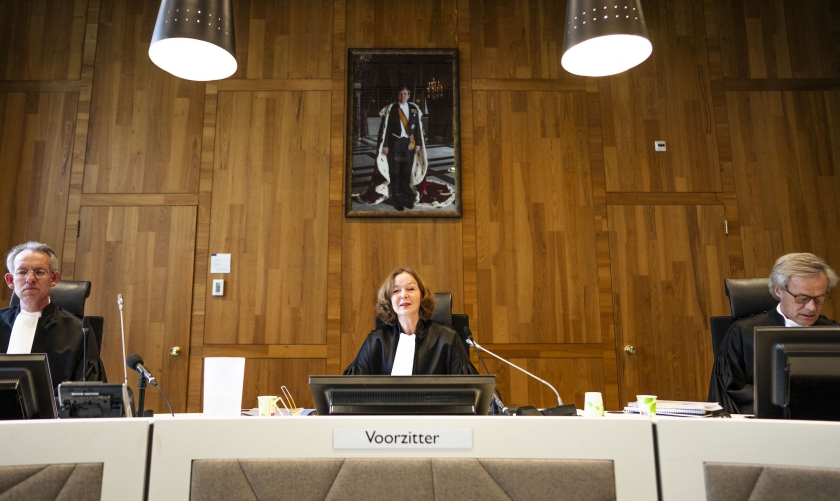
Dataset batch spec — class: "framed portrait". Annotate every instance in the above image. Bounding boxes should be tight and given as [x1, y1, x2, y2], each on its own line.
[345, 48, 461, 218]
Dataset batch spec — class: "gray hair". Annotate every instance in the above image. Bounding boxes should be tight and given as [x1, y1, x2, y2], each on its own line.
[769, 252, 838, 300]
[6, 241, 59, 274]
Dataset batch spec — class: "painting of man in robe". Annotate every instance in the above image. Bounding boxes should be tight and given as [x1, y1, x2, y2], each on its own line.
[346, 49, 461, 218]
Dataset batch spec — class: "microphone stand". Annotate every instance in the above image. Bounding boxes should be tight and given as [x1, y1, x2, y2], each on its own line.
[467, 337, 576, 416]
[466, 328, 510, 415]
[137, 373, 146, 417]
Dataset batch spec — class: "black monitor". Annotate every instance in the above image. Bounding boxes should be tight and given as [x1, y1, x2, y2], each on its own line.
[309, 375, 496, 415]
[754, 326, 840, 421]
[0, 354, 58, 420]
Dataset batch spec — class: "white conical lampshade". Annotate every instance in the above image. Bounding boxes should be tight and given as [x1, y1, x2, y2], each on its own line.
[562, 0, 652, 77]
[149, 0, 237, 81]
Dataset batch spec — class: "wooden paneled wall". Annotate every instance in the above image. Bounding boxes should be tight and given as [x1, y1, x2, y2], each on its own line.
[1, 0, 839, 413]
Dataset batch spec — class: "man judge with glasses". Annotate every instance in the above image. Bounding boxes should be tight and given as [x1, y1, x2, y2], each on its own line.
[1, 241, 106, 390]
[710, 252, 837, 414]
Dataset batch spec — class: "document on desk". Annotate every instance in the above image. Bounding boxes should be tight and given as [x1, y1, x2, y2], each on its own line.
[334, 428, 472, 450]
[624, 400, 724, 417]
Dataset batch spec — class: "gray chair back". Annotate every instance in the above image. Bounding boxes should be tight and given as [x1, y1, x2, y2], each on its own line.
[10, 280, 91, 318]
[10, 280, 103, 350]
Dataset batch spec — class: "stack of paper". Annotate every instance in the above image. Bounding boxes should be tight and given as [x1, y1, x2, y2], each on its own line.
[624, 400, 724, 417]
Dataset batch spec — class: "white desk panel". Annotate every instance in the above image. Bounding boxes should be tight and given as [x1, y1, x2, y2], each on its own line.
[0, 418, 151, 501]
[657, 418, 840, 501]
[148, 415, 658, 501]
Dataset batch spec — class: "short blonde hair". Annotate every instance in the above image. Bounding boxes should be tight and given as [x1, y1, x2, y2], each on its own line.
[375, 267, 435, 325]
[769, 252, 838, 299]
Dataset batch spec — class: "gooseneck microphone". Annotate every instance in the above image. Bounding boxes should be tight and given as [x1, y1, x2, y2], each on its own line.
[125, 354, 175, 417]
[117, 294, 128, 385]
[126, 354, 158, 387]
[465, 329, 565, 407]
[465, 327, 510, 415]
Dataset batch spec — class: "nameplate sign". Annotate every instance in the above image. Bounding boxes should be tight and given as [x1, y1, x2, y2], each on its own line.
[333, 428, 473, 450]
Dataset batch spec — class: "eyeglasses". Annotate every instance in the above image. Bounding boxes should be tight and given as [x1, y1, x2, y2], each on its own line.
[784, 290, 830, 306]
[13, 269, 50, 279]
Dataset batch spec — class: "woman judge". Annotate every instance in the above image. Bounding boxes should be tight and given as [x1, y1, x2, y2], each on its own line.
[344, 268, 477, 375]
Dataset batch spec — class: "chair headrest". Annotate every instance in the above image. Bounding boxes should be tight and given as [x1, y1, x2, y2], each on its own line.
[432, 293, 452, 327]
[725, 278, 778, 319]
[10, 280, 91, 318]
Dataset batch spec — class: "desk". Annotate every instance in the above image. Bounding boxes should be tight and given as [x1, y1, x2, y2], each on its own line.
[0, 418, 150, 501]
[148, 415, 658, 500]
[657, 418, 840, 500]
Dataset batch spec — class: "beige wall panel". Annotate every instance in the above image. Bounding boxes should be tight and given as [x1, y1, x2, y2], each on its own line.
[600, 0, 721, 193]
[483, 357, 604, 410]
[0, 92, 77, 301]
[232, 0, 333, 79]
[345, 0, 457, 47]
[0, 0, 87, 81]
[205, 91, 330, 346]
[468, 0, 567, 79]
[716, 0, 840, 79]
[727, 90, 840, 318]
[339, 220, 465, 371]
[472, 90, 601, 345]
[608, 204, 731, 404]
[83, 0, 203, 194]
[241, 358, 327, 410]
[75, 205, 197, 413]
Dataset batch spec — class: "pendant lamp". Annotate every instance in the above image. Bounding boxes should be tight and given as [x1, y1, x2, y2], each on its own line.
[561, 0, 652, 77]
[149, 0, 237, 81]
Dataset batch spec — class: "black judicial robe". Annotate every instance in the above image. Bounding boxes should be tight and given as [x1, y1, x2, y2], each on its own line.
[0, 303, 107, 390]
[709, 306, 836, 414]
[344, 319, 478, 376]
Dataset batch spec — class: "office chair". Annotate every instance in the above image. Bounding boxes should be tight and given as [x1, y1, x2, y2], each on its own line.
[709, 278, 778, 356]
[10, 280, 104, 351]
[708, 278, 778, 401]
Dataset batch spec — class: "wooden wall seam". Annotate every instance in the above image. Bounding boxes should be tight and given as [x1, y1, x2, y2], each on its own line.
[61, 0, 100, 279]
[457, 0, 478, 326]
[587, 77, 620, 410]
[326, 0, 347, 375]
[0, 81, 81, 92]
[185, 82, 219, 412]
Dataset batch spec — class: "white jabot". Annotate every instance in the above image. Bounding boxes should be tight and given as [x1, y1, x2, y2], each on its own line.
[398, 102, 410, 137]
[7, 310, 42, 354]
[777, 304, 805, 327]
[390, 333, 416, 376]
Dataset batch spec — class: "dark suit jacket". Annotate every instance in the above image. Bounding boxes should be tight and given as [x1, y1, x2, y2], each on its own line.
[709, 306, 836, 414]
[0, 303, 107, 389]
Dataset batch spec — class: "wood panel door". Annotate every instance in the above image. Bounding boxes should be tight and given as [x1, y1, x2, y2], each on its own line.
[75, 205, 197, 413]
[608, 204, 731, 404]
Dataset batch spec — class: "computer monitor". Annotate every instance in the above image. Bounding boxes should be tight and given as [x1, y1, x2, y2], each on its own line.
[0, 354, 58, 420]
[754, 326, 840, 421]
[309, 375, 496, 415]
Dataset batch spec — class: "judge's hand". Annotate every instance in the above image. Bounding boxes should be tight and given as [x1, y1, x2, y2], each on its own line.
[382, 147, 389, 155]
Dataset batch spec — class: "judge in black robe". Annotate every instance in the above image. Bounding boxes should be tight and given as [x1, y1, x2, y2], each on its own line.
[344, 318, 477, 375]
[344, 267, 477, 376]
[709, 307, 836, 414]
[0, 303, 107, 389]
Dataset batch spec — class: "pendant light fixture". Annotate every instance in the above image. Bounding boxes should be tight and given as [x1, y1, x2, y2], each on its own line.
[149, 0, 237, 81]
[561, 0, 652, 77]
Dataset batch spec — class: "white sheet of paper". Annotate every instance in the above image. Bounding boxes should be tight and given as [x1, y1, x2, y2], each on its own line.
[210, 253, 231, 274]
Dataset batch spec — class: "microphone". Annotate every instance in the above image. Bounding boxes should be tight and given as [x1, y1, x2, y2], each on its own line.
[465, 327, 510, 415]
[465, 329, 575, 415]
[81, 326, 89, 382]
[126, 354, 158, 387]
[117, 294, 128, 385]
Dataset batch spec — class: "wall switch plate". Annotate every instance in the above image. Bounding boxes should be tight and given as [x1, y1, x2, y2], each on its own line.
[654, 141, 666, 152]
[212, 279, 224, 296]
